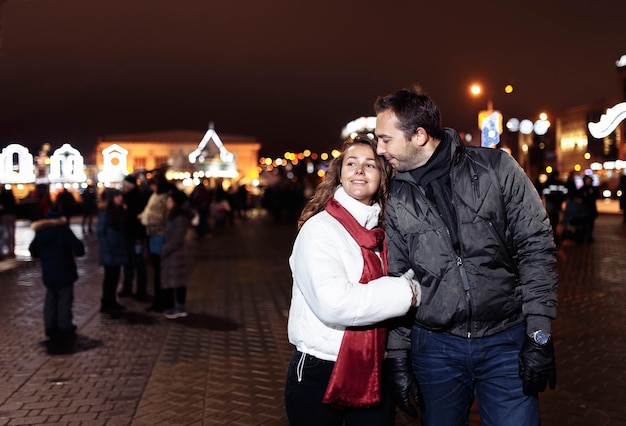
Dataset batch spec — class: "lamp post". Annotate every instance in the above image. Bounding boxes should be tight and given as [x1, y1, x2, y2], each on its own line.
[470, 83, 513, 148]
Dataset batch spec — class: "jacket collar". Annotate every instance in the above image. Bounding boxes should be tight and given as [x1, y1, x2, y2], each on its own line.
[394, 128, 464, 184]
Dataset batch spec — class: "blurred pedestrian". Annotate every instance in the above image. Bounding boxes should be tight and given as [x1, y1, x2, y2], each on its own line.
[56, 188, 76, 224]
[541, 170, 568, 244]
[578, 175, 599, 242]
[162, 189, 196, 319]
[235, 183, 249, 218]
[285, 136, 419, 425]
[81, 184, 97, 234]
[29, 205, 85, 339]
[619, 172, 626, 224]
[119, 175, 149, 301]
[97, 188, 128, 316]
[0, 186, 17, 258]
[374, 86, 557, 425]
[140, 176, 171, 312]
[190, 179, 211, 238]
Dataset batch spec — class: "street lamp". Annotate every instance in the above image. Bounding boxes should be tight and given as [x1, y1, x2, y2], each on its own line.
[470, 83, 514, 112]
[470, 83, 513, 147]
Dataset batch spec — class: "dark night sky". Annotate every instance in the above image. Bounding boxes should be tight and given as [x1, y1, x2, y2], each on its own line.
[1, 0, 625, 158]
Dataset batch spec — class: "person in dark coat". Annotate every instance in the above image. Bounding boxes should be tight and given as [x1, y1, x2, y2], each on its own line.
[120, 175, 149, 301]
[541, 170, 568, 244]
[374, 86, 557, 425]
[56, 188, 76, 224]
[81, 184, 97, 234]
[161, 189, 196, 319]
[578, 175, 599, 243]
[0, 186, 17, 258]
[97, 188, 128, 316]
[29, 206, 85, 338]
[619, 172, 626, 224]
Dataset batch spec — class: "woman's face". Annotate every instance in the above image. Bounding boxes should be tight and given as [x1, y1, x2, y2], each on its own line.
[339, 143, 381, 205]
[166, 196, 174, 210]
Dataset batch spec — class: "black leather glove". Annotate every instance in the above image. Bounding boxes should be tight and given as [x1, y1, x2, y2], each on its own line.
[518, 334, 557, 397]
[383, 351, 421, 418]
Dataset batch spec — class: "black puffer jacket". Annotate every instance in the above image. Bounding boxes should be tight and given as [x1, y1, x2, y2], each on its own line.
[29, 216, 85, 289]
[386, 129, 557, 348]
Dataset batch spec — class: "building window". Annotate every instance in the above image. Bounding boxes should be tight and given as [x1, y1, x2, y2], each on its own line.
[134, 157, 146, 170]
[155, 156, 169, 167]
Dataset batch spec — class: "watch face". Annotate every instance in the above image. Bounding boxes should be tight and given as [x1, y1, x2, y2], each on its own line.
[534, 331, 550, 345]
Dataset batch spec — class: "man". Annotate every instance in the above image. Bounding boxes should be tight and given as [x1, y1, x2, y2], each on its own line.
[0, 186, 17, 258]
[541, 170, 568, 244]
[374, 86, 557, 425]
[119, 175, 149, 301]
[81, 184, 97, 234]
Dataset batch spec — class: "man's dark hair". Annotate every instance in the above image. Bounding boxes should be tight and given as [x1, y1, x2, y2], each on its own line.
[374, 84, 442, 140]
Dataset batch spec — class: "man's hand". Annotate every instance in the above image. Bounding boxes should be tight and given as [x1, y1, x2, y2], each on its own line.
[401, 269, 421, 307]
[384, 351, 421, 418]
[519, 335, 557, 397]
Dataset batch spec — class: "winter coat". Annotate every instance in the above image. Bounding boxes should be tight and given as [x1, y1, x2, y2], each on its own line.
[123, 187, 149, 240]
[287, 186, 414, 362]
[0, 188, 16, 216]
[97, 206, 128, 266]
[385, 128, 557, 350]
[161, 207, 195, 289]
[29, 217, 85, 289]
[141, 192, 168, 236]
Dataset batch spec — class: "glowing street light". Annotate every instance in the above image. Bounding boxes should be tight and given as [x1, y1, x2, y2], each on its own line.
[470, 83, 512, 147]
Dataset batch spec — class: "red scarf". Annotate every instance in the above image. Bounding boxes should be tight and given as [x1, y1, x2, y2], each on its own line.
[322, 197, 388, 408]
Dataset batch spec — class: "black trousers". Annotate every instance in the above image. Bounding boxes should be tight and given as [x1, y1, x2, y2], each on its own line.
[44, 285, 74, 334]
[284, 349, 395, 426]
[101, 265, 121, 308]
[122, 239, 147, 296]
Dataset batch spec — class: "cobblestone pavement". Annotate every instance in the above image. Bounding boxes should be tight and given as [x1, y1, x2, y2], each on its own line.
[0, 210, 625, 425]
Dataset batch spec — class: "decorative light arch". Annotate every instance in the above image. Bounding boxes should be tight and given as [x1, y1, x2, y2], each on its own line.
[588, 102, 626, 139]
[48, 143, 87, 183]
[98, 144, 128, 183]
[0, 143, 36, 184]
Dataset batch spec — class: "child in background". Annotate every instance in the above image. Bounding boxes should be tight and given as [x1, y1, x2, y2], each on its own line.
[29, 205, 85, 339]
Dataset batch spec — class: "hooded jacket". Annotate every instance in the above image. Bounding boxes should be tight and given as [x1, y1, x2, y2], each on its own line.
[385, 128, 557, 350]
[29, 216, 85, 289]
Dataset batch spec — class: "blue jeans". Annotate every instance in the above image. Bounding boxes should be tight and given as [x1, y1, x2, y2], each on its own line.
[411, 323, 539, 426]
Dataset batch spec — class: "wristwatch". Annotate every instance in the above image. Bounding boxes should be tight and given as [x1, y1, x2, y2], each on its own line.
[530, 330, 551, 345]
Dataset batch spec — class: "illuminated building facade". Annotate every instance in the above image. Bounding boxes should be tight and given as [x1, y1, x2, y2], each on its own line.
[553, 55, 626, 195]
[95, 129, 261, 189]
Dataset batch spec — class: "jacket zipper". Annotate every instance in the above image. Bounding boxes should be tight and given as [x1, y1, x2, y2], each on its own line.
[452, 161, 476, 338]
[457, 256, 472, 338]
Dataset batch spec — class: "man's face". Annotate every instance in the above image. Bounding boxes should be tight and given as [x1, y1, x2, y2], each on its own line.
[375, 110, 427, 171]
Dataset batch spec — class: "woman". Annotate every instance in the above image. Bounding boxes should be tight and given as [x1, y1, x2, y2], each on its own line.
[97, 189, 128, 316]
[284, 136, 419, 426]
[141, 176, 171, 312]
[161, 189, 196, 319]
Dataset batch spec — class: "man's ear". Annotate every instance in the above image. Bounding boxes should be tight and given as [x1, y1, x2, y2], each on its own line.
[411, 127, 429, 146]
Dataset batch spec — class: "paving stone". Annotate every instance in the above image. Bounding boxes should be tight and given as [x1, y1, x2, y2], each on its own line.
[0, 214, 625, 424]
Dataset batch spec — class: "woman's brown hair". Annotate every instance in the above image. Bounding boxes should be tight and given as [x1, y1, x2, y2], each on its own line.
[297, 135, 391, 230]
